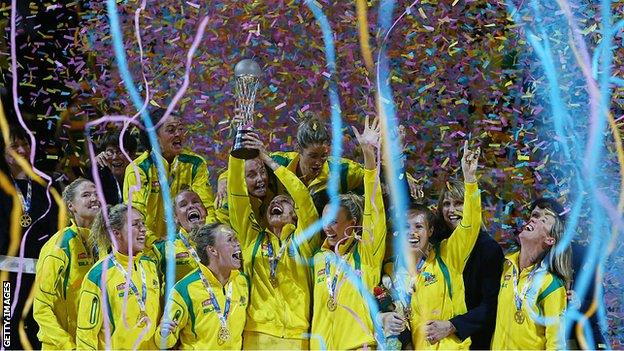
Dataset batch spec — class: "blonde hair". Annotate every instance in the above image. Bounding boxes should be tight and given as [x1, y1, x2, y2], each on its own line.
[339, 193, 364, 225]
[543, 211, 573, 285]
[89, 204, 131, 255]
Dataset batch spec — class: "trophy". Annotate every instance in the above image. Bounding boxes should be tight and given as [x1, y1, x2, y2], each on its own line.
[231, 59, 262, 159]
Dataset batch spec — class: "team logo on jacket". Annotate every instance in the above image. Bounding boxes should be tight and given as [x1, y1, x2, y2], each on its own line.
[316, 268, 326, 283]
[116, 283, 126, 291]
[239, 296, 247, 306]
[151, 180, 160, 192]
[202, 299, 215, 313]
[176, 252, 189, 259]
[77, 252, 91, 266]
[423, 272, 437, 286]
[504, 274, 511, 281]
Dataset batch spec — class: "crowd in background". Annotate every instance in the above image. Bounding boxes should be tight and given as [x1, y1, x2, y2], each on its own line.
[0, 108, 608, 350]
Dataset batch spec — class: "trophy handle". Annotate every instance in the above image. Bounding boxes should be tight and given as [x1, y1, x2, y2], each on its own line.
[231, 128, 260, 160]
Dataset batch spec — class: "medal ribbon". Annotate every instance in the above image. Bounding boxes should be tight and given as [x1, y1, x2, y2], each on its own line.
[110, 254, 147, 313]
[180, 230, 233, 328]
[511, 263, 541, 312]
[266, 233, 293, 281]
[198, 271, 233, 327]
[177, 230, 202, 265]
[13, 179, 32, 213]
[325, 240, 357, 301]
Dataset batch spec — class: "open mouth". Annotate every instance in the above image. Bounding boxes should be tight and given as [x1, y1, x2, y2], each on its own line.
[187, 208, 202, 223]
[137, 235, 146, 243]
[524, 224, 534, 232]
[172, 139, 183, 148]
[89, 203, 101, 210]
[408, 236, 421, 247]
[270, 204, 284, 216]
[449, 214, 461, 221]
[232, 250, 242, 261]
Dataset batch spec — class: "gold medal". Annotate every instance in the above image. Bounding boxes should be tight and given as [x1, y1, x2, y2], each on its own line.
[217, 325, 231, 345]
[327, 298, 337, 312]
[137, 310, 149, 327]
[269, 276, 279, 288]
[19, 213, 32, 227]
[404, 306, 412, 321]
[514, 310, 525, 324]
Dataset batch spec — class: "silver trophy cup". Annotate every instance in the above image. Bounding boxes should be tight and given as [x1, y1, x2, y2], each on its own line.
[231, 59, 262, 159]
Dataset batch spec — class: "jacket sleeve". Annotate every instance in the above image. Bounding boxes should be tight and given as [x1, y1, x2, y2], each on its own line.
[123, 162, 149, 217]
[155, 289, 189, 349]
[33, 243, 76, 350]
[227, 155, 260, 249]
[273, 166, 320, 257]
[191, 161, 217, 224]
[441, 182, 481, 272]
[450, 238, 504, 340]
[361, 168, 386, 270]
[75, 272, 103, 350]
[541, 279, 567, 350]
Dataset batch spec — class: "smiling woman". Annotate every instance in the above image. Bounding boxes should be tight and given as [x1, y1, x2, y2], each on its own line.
[123, 109, 217, 245]
[150, 189, 208, 283]
[33, 178, 100, 349]
[76, 204, 161, 350]
[228, 130, 321, 349]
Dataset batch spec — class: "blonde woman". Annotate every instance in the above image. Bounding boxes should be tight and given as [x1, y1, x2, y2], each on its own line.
[76, 204, 160, 349]
[33, 178, 100, 349]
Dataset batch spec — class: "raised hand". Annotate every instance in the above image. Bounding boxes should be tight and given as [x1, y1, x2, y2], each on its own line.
[95, 151, 111, 169]
[351, 116, 381, 170]
[215, 177, 227, 209]
[461, 140, 480, 183]
[241, 132, 268, 157]
[241, 132, 280, 171]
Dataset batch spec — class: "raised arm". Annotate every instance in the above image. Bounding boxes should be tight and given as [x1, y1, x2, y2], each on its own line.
[33, 244, 75, 349]
[227, 155, 259, 249]
[241, 132, 321, 255]
[442, 140, 482, 272]
[352, 117, 386, 268]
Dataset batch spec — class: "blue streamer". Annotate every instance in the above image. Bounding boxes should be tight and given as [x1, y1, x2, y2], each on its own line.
[105, 0, 178, 342]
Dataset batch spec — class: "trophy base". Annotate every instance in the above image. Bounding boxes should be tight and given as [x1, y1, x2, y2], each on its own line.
[231, 129, 260, 160]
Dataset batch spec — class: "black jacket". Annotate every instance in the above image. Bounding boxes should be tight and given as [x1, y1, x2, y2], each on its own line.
[448, 230, 504, 350]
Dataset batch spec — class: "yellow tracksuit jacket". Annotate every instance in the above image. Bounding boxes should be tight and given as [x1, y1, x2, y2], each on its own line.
[408, 182, 481, 350]
[151, 228, 199, 283]
[269, 151, 365, 196]
[228, 155, 320, 340]
[75, 251, 161, 350]
[123, 150, 216, 245]
[155, 264, 249, 349]
[491, 251, 566, 350]
[33, 221, 95, 350]
[215, 151, 364, 225]
[310, 168, 386, 350]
